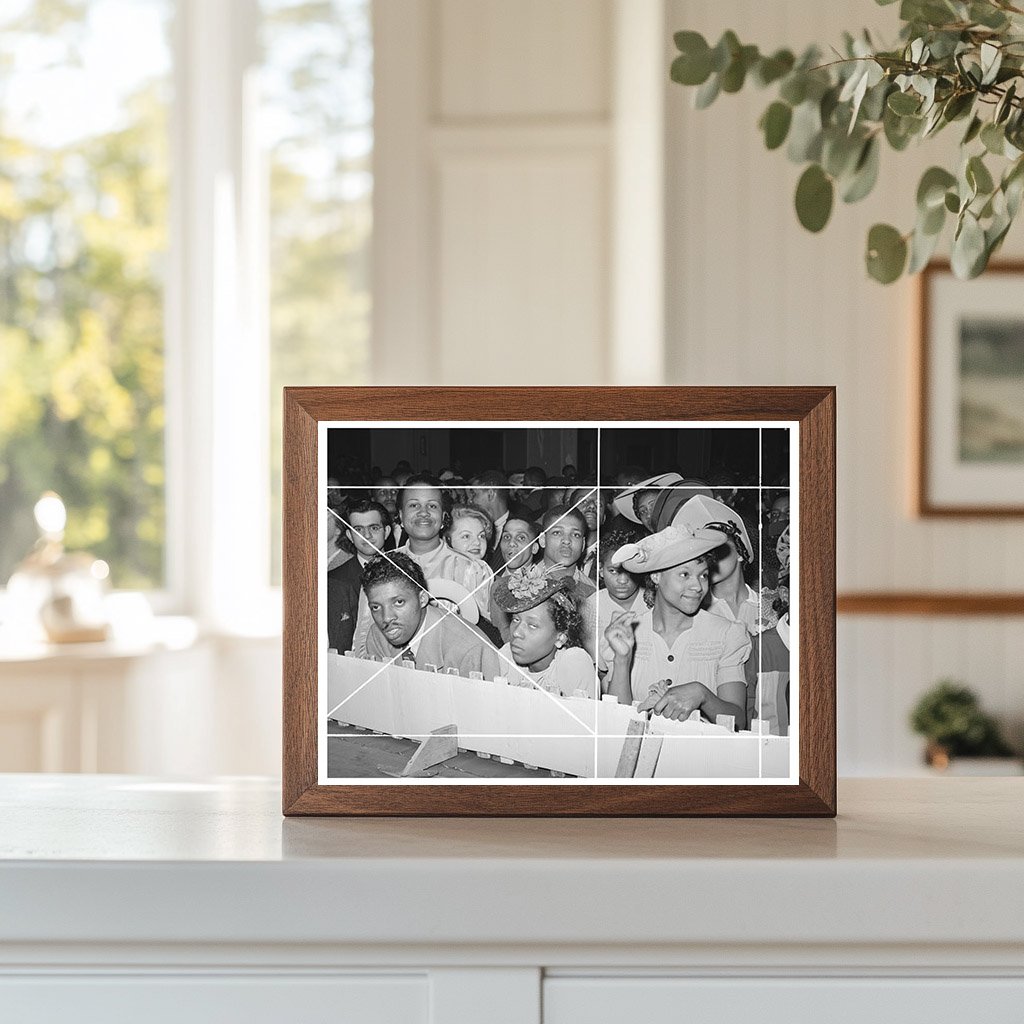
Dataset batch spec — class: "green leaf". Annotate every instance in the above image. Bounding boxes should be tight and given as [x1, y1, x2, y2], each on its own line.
[917, 166, 957, 211]
[884, 106, 922, 150]
[908, 220, 943, 274]
[671, 32, 712, 85]
[822, 128, 863, 178]
[753, 49, 795, 87]
[888, 91, 921, 115]
[866, 223, 908, 284]
[969, 2, 1009, 29]
[694, 73, 721, 109]
[967, 155, 995, 196]
[981, 122, 1005, 155]
[943, 92, 974, 123]
[842, 137, 880, 203]
[710, 31, 740, 73]
[860, 80, 892, 122]
[944, 190, 961, 214]
[962, 115, 983, 145]
[795, 164, 834, 232]
[787, 100, 823, 162]
[980, 41, 1002, 86]
[779, 74, 807, 106]
[995, 82, 1017, 125]
[921, 199, 946, 235]
[760, 101, 792, 150]
[951, 211, 987, 278]
[721, 44, 759, 93]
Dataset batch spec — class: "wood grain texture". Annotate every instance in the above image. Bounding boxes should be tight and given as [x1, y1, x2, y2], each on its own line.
[282, 386, 836, 817]
[838, 593, 1024, 616]
[916, 260, 1024, 518]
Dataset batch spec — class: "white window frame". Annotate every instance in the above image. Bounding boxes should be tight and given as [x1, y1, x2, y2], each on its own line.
[166, 0, 278, 633]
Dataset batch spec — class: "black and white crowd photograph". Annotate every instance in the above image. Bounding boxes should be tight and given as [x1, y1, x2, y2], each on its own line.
[320, 423, 795, 782]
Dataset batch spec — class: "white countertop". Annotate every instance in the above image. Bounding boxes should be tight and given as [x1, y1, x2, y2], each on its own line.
[1, 775, 1022, 956]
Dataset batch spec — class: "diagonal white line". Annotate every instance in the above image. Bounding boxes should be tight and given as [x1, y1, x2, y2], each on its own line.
[422, 597, 597, 732]
[325, 491, 601, 731]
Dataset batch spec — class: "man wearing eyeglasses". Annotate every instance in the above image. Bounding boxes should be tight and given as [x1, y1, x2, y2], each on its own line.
[327, 499, 392, 653]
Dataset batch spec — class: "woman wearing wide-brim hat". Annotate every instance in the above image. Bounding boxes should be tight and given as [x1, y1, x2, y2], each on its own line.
[669, 494, 760, 635]
[601, 524, 751, 726]
[491, 565, 597, 699]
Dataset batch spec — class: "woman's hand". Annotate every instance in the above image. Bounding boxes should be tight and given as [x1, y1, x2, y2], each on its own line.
[603, 611, 640, 661]
[639, 680, 709, 721]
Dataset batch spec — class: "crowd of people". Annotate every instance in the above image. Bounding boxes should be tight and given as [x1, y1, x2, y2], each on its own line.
[326, 461, 792, 733]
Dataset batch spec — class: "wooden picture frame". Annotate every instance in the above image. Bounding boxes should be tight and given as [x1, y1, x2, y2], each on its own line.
[917, 261, 1024, 517]
[283, 387, 836, 816]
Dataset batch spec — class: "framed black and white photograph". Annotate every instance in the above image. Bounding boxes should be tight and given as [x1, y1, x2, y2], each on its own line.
[283, 387, 835, 816]
[917, 262, 1024, 517]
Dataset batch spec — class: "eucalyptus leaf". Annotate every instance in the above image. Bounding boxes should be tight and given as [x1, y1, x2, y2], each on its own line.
[908, 221, 943, 273]
[760, 101, 793, 150]
[967, 154, 995, 195]
[779, 73, 807, 106]
[694, 73, 721, 109]
[822, 128, 864, 178]
[980, 42, 1002, 86]
[866, 223, 908, 283]
[921, 199, 946, 235]
[962, 115, 983, 145]
[917, 166, 957, 210]
[942, 91, 974, 122]
[995, 82, 1017, 124]
[944, 190, 961, 213]
[787, 100, 824, 162]
[888, 90, 921, 115]
[970, 2, 1009, 30]
[981, 122, 1005, 155]
[842, 137, 881, 203]
[951, 211, 986, 278]
[721, 45, 759, 93]
[754, 49, 795, 87]
[710, 31, 740, 73]
[795, 164, 834, 232]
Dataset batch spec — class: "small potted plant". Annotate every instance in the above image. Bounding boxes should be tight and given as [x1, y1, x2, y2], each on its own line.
[910, 679, 1018, 772]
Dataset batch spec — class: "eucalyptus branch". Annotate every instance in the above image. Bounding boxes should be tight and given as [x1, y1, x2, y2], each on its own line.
[670, 2, 1024, 283]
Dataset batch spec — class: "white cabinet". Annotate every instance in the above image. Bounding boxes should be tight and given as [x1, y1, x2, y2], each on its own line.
[1, 777, 1023, 1022]
[544, 977, 1024, 1023]
[0, 975, 427, 1024]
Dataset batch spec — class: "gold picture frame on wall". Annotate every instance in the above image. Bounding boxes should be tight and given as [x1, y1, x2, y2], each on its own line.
[917, 261, 1024, 517]
[282, 386, 836, 817]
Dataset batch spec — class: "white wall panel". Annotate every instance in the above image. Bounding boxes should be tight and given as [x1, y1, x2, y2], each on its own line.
[437, 151, 608, 384]
[438, 0, 610, 120]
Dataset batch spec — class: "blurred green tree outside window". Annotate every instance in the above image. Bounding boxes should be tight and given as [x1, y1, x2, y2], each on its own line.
[0, 0, 171, 589]
[262, 0, 372, 584]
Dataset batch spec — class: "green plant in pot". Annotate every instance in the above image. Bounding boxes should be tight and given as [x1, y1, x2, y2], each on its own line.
[670, 0, 1024, 283]
[909, 679, 1015, 768]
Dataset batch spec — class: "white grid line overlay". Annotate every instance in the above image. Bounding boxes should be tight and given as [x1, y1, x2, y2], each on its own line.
[317, 420, 800, 785]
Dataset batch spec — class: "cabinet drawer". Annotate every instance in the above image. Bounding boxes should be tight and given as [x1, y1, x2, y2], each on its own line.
[0, 974, 426, 1024]
[544, 977, 1024, 1023]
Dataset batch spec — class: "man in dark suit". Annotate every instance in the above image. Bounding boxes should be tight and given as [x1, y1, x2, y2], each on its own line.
[326, 499, 392, 653]
[472, 469, 535, 573]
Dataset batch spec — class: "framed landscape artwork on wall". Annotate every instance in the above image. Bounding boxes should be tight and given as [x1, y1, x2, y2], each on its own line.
[918, 262, 1024, 517]
[282, 387, 836, 816]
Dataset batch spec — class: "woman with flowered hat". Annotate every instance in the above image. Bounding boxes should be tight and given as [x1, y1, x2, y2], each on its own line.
[601, 523, 751, 727]
[491, 564, 597, 699]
